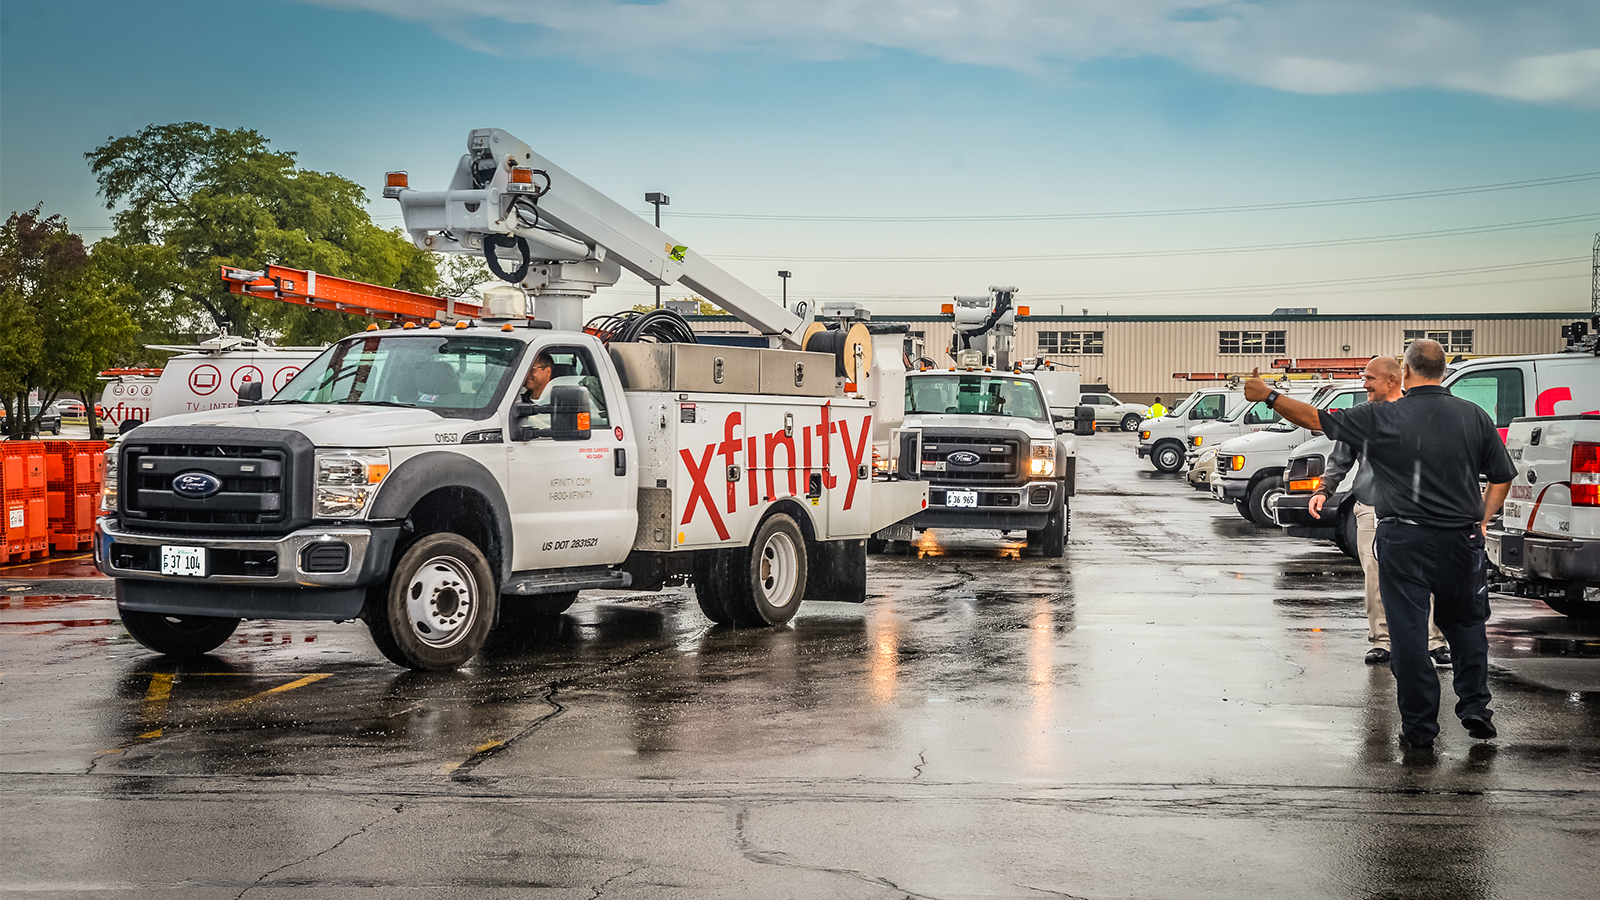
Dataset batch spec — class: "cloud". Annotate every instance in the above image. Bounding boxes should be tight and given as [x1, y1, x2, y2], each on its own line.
[305, 0, 1600, 106]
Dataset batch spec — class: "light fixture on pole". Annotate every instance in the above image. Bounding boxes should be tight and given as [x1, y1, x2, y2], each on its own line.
[645, 192, 670, 308]
[778, 270, 791, 310]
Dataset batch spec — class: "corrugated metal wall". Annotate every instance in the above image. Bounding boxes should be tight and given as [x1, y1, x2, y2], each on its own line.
[688, 313, 1575, 399]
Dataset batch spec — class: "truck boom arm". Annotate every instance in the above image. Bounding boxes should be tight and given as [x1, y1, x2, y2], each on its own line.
[391, 128, 804, 344]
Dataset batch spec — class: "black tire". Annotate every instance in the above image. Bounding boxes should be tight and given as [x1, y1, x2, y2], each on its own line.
[721, 513, 809, 627]
[1234, 499, 1256, 523]
[1120, 414, 1141, 432]
[1152, 441, 1185, 473]
[1333, 504, 1360, 560]
[122, 609, 239, 657]
[693, 549, 737, 625]
[1247, 475, 1286, 528]
[1036, 504, 1066, 558]
[365, 532, 497, 671]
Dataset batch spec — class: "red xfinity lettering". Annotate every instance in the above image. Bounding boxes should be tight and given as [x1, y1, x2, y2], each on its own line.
[679, 445, 730, 541]
[720, 412, 742, 514]
[838, 414, 872, 510]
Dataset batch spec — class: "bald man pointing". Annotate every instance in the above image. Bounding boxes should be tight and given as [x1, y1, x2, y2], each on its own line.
[1245, 339, 1515, 751]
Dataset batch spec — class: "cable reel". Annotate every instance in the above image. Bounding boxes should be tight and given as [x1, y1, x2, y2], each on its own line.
[801, 321, 873, 385]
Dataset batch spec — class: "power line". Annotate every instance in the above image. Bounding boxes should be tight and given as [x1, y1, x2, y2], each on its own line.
[644, 171, 1600, 223]
[701, 215, 1600, 263]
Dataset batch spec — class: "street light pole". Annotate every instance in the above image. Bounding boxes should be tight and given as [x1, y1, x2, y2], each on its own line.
[777, 270, 791, 310]
[645, 192, 670, 309]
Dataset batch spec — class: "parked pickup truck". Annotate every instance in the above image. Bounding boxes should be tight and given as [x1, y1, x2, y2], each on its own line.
[1487, 414, 1600, 619]
[1137, 388, 1237, 473]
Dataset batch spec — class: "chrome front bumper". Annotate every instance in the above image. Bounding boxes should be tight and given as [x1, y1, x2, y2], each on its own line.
[95, 516, 395, 589]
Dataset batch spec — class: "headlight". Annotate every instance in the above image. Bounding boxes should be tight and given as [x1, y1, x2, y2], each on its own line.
[314, 450, 390, 519]
[1192, 436, 1203, 447]
[1230, 455, 1245, 471]
[101, 450, 118, 513]
[1030, 441, 1055, 478]
[1140, 431, 1150, 440]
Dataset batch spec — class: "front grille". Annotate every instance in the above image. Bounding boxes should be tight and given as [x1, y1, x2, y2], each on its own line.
[921, 430, 1024, 484]
[117, 427, 314, 535]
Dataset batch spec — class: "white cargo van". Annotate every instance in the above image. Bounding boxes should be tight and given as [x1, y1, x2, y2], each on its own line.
[1136, 388, 1238, 473]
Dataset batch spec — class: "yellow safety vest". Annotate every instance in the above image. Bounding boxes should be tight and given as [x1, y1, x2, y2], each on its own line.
[1149, 403, 1167, 417]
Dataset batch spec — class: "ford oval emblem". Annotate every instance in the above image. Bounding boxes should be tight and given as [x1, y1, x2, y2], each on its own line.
[948, 451, 981, 467]
[172, 471, 223, 499]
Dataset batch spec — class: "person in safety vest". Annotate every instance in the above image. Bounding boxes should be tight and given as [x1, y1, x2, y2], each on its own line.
[1148, 397, 1167, 417]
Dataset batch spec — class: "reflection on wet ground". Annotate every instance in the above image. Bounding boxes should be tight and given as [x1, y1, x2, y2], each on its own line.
[3, 434, 1599, 898]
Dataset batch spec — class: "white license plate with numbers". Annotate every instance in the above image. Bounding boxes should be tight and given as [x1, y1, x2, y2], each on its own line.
[945, 490, 978, 508]
[161, 546, 206, 577]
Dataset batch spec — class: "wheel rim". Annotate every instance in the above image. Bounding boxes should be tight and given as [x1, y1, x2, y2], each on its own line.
[757, 530, 800, 609]
[1259, 488, 1284, 526]
[404, 555, 479, 648]
[1158, 447, 1179, 469]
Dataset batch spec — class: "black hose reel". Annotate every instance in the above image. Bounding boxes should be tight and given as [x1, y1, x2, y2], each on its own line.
[483, 234, 532, 284]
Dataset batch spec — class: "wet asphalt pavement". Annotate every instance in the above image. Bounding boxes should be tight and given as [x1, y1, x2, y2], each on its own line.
[3, 432, 1599, 899]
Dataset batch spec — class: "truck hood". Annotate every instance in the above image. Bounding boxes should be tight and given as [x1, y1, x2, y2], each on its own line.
[1289, 434, 1337, 461]
[1215, 426, 1304, 456]
[903, 412, 1052, 437]
[139, 403, 488, 447]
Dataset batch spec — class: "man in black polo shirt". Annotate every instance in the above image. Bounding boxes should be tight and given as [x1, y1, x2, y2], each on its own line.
[1244, 339, 1515, 750]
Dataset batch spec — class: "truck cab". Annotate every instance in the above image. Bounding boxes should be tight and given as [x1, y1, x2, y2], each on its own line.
[1137, 388, 1236, 473]
[900, 367, 1075, 556]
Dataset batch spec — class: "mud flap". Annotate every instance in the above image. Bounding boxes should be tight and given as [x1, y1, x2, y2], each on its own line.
[805, 538, 867, 603]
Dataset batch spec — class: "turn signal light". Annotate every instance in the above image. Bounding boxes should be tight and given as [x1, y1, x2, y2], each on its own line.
[1140, 431, 1150, 440]
[1017, 306, 1030, 316]
[1289, 477, 1321, 492]
[386, 171, 408, 188]
[1230, 455, 1245, 471]
[577, 412, 591, 431]
[511, 166, 535, 184]
[941, 303, 954, 314]
[1573, 441, 1600, 506]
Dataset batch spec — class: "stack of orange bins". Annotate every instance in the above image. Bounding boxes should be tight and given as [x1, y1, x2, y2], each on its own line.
[1, 441, 50, 563]
[44, 440, 108, 551]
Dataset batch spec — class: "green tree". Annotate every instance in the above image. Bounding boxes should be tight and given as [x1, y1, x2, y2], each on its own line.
[630, 296, 726, 315]
[87, 122, 440, 347]
[0, 206, 136, 436]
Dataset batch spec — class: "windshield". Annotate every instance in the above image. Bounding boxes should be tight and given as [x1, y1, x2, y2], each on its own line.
[906, 374, 1050, 421]
[273, 334, 526, 418]
[1166, 392, 1199, 418]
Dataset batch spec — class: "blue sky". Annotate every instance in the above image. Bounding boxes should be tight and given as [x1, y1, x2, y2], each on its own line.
[3, 0, 1598, 317]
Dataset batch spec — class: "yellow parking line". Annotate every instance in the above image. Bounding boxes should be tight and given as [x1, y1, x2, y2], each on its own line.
[438, 739, 504, 775]
[0, 553, 92, 572]
[144, 672, 174, 725]
[219, 673, 331, 711]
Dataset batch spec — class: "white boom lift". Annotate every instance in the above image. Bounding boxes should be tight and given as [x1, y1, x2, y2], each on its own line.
[946, 286, 1021, 369]
[386, 128, 807, 345]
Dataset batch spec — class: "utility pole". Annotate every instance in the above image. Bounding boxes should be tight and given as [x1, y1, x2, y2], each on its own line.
[646, 192, 670, 308]
[778, 270, 791, 310]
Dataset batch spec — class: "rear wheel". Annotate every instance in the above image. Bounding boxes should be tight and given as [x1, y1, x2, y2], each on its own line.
[693, 550, 737, 625]
[365, 532, 497, 671]
[719, 513, 809, 627]
[1152, 442, 1184, 473]
[1247, 476, 1286, 527]
[122, 610, 239, 657]
[1120, 414, 1141, 432]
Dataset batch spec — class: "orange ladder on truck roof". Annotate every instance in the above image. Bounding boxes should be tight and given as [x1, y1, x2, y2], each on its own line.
[220, 265, 485, 324]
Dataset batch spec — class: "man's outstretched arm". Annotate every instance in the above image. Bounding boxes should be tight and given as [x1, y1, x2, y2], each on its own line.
[1243, 368, 1324, 431]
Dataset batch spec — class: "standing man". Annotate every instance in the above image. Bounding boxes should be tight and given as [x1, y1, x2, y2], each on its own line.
[1309, 356, 1449, 667]
[1148, 397, 1167, 417]
[1244, 339, 1514, 750]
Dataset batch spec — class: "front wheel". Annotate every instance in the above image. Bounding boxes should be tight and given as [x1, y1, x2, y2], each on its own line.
[1152, 442, 1184, 473]
[1247, 476, 1286, 528]
[365, 532, 497, 671]
[1034, 504, 1066, 558]
[1120, 414, 1141, 432]
[122, 609, 239, 657]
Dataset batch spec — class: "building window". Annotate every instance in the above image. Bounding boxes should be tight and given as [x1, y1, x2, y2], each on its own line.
[1219, 330, 1285, 355]
[1404, 329, 1472, 353]
[1039, 331, 1103, 355]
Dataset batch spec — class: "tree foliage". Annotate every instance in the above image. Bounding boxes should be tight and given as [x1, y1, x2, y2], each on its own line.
[87, 122, 439, 347]
[0, 206, 136, 435]
[630, 296, 726, 315]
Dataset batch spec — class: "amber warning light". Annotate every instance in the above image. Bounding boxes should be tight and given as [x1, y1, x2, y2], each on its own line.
[382, 171, 408, 199]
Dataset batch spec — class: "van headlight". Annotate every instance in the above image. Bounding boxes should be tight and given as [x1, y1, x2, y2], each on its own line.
[1030, 441, 1055, 478]
[1192, 436, 1203, 446]
[1230, 455, 1246, 471]
[1140, 430, 1150, 441]
[102, 450, 118, 513]
[314, 450, 390, 519]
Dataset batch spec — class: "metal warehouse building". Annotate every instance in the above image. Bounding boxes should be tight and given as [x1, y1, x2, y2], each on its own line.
[688, 311, 1577, 404]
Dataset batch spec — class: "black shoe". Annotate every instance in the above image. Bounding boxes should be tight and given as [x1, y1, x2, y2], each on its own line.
[1399, 733, 1434, 751]
[1462, 715, 1497, 740]
[1365, 647, 1391, 665]
[1430, 646, 1453, 666]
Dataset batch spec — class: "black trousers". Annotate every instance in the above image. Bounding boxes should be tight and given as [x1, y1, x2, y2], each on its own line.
[1374, 520, 1492, 744]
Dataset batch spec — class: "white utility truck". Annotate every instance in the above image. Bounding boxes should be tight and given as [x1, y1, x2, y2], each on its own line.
[95, 128, 928, 670]
[1136, 388, 1238, 473]
[894, 289, 1079, 557]
[1489, 413, 1600, 618]
[1208, 381, 1365, 525]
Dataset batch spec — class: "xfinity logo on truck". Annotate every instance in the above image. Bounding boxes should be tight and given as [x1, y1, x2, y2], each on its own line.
[172, 471, 223, 499]
[947, 451, 981, 467]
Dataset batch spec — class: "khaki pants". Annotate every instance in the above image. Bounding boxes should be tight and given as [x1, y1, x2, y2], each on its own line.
[1355, 501, 1445, 650]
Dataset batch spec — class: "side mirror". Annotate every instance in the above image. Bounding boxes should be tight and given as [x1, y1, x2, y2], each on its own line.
[549, 385, 592, 441]
[237, 381, 263, 406]
[119, 418, 143, 435]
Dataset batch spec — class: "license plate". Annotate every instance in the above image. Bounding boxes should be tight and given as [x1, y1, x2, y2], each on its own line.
[161, 545, 206, 577]
[945, 490, 978, 508]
